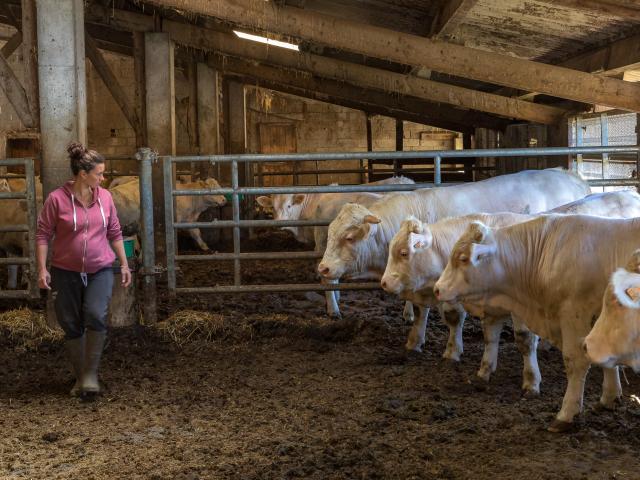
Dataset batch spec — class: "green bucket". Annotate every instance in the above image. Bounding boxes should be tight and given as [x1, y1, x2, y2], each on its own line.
[112, 238, 135, 258]
[123, 237, 136, 258]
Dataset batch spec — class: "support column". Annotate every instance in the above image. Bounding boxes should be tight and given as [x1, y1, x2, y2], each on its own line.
[197, 62, 220, 179]
[225, 78, 246, 183]
[365, 113, 372, 182]
[133, 32, 147, 148]
[394, 118, 403, 176]
[36, 0, 87, 197]
[145, 32, 175, 265]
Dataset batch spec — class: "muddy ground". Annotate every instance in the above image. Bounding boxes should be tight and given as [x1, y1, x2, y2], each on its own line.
[2, 230, 640, 479]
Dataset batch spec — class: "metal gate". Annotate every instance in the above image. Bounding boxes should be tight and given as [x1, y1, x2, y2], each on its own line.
[160, 146, 640, 296]
[0, 157, 39, 299]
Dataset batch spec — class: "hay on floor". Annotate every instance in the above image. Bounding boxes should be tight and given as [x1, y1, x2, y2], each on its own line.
[157, 310, 252, 346]
[0, 308, 63, 350]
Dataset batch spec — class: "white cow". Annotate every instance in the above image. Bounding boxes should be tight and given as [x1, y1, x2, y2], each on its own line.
[434, 215, 640, 431]
[256, 176, 414, 244]
[381, 190, 640, 391]
[382, 213, 541, 393]
[110, 177, 226, 251]
[584, 250, 640, 372]
[256, 176, 415, 317]
[318, 168, 590, 356]
[108, 175, 138, 189]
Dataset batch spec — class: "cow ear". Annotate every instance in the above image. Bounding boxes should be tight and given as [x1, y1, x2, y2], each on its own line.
[256, 196, 273, 208]
[409, 231, 432, 251]
[626, 249, 640, 273]
[467, 221, 492, 243]
[363, 215, 381, 224]
[292, 194, 306, 205]
[611, 269, 640, 308]
[470, 242, 496, 266]
[203, 178, 219, 188]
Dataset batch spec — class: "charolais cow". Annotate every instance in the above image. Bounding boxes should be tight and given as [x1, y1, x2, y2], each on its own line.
[256, 176, 415, 318]
[584, 250, 640, 372]
[384, 190, 640, 356]
[110, 177, 226, 251]
[381, 213, 541, 394]
[108, 176, 138, 189]
[434, 215, 640, 432]
[318, 168, 590, 356]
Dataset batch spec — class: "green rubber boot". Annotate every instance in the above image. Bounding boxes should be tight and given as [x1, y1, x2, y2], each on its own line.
[65, 336, 85, 397]
[81, 330, 107, 398]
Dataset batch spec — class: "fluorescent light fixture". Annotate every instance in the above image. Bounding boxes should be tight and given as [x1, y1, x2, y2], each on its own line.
[233, 30, 299, 51]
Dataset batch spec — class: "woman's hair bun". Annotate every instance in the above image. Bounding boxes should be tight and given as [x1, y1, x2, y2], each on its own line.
[67, 142, 87, 160]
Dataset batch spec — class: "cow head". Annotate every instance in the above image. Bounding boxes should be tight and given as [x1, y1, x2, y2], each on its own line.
[201, 178, 227, 207]
[317, 203, 381, 280]
[381, 216, 435, 295]
[256, 193, 306, 239]
[584, 250, 640, 371]
[434, 221, 499, 303]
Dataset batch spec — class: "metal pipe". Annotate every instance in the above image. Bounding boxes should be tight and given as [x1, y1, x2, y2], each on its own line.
[163, 155, 176, 294]
[176, 251, 322, 261]
[0, 192, 28, 200]
[434, 155, 442, 185]
[172, 182, 441, 196]
[0, 257, 31, 265]
[176, 282, 380, 294]
[24, 157, 38, 298]
[0, 225, 29, 233]
[174, 219, 331, 230]
[136, 148, 157, 323]
[163, 146, 640, 164]
[587, 179, 640, 187]
[232, 159, 241, 286]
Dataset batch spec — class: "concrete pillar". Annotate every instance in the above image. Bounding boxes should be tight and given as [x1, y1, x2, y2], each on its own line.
[36, 0, 87, 197]
[145, 32, 175, 263]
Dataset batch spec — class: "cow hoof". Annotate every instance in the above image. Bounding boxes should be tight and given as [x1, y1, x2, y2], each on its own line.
[403, 349, 422, 362]
[521, 388, 540, 399]
[547, 419, 574, 433]
[329, 312, 342, 320]
[596, 397, 622, 411]
[476, 370, 491, 383]
[404, 341, 423, 353]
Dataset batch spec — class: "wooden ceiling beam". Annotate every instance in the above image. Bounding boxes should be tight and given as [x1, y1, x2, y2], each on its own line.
[0, 50, 34, 127]
[430, 0, 479, 39]
[142, 0, 640, 112]
[86, 5, 561, 124]
[539, 0, 640, 22]
[0, 30, 21, 58]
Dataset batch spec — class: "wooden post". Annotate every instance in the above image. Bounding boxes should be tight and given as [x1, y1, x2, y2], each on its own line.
[133, 31, 148, 148]
[21, 0, 39, 129]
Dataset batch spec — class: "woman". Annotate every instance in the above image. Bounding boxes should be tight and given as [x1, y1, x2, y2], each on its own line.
[36, 142, 132, 398]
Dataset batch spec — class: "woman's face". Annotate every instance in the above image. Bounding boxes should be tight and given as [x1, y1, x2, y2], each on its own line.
[80, 163, 105, 189]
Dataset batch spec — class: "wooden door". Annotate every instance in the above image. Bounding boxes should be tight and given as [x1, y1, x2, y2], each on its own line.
[258, 123, 297, 187]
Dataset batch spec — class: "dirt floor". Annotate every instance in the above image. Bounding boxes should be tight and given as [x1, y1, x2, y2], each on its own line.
[2, 230, 640, 479]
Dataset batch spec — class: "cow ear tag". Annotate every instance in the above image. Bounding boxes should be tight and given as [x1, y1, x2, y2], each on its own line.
[625, 286, 640, 303]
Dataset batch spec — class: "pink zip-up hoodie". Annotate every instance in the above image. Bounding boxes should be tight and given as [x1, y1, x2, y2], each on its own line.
[36, 181, 123, 273]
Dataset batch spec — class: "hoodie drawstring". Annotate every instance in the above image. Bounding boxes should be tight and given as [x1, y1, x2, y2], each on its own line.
[71, 194, 78, 232]
[97, 196, 106, 228]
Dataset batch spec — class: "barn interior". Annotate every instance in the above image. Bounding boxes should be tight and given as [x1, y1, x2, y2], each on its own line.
[1, 1, 640, 478]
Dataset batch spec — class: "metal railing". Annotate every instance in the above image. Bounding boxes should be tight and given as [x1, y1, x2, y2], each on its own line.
[161, 145, 640, 296]
[0, 158, 38, 299]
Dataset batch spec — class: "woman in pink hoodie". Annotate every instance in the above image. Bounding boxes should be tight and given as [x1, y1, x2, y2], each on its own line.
[36, 142, 132, 398]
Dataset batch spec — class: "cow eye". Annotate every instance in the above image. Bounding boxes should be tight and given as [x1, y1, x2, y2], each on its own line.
[400, 250, 408, 258]
[459, 254, 469, 264]
[345, 235, 354, 243]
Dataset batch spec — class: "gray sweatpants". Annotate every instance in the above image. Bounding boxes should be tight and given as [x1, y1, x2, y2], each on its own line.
[51, 266, 114, 340]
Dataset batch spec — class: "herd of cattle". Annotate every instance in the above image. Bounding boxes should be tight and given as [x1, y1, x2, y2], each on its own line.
[1, 167, 638, 432]
[258, 168, 640, 433]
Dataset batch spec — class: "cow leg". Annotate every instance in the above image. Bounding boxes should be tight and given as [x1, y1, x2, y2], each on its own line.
[512, 316, 541, 395]
[188, 228, 210, 251]
[442, 303, 466, 361]
[477, 315, 504, 382]
[403, 301, 415, 324]
[405, 305, 430, 352]
[549, 346, 590, 432]
[323, 278, 341, 318]
[600, 366, 622, 408]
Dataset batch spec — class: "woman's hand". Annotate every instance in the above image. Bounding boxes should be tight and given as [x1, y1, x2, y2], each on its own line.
[38, 269, 51, 290]
[120, 265, 132, 287]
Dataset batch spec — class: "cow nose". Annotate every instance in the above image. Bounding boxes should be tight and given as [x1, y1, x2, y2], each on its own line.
[318, 264, 330, 276]
[381, 280, 387, 290]
[582, 340, 588, 356]
[433, 287, 440, 299]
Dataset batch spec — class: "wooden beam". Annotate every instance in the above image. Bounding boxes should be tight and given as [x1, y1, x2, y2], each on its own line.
[143, 0, 640, 112]
[86, 6, 562, 123]
[207, 54, 488, 133]
[540, 0, 640, 22]
[561, 34, 640, 77]
[21, 0, 38, 128]
[0, 51, 33, 127]
[430, 0, 479, 39]
[133, 31, 148, 147]
[84, 30, 141, 136]
[1, 31, 21, 58]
